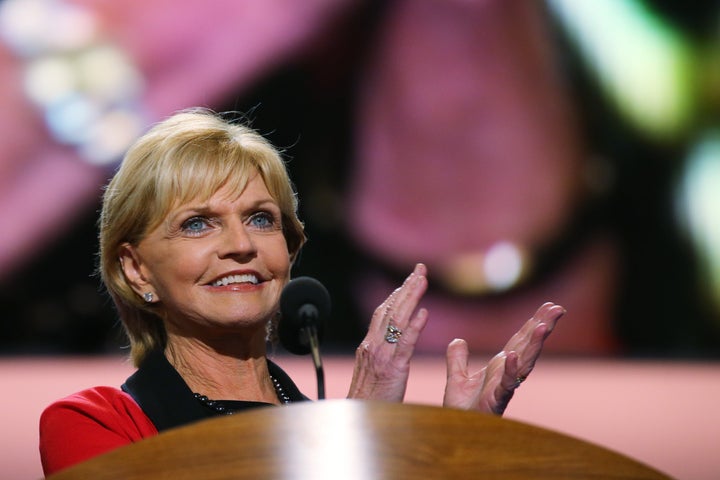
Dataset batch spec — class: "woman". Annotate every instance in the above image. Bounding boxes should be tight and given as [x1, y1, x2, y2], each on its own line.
[39, 109, 565, 475]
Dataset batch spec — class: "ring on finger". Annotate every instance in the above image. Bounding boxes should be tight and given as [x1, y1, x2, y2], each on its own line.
[385, 324, 402, 344]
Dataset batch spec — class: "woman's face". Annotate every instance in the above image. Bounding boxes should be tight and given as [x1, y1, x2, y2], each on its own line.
[122, 171, 291, 337]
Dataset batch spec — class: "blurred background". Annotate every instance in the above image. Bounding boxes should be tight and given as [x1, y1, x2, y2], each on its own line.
[1, 0, 719, 358]
[2, 1, 720, 479]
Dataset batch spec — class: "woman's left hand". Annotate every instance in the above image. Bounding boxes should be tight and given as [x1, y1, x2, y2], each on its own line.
[347, 263, 429, 401]
[442, 302, 565, 414]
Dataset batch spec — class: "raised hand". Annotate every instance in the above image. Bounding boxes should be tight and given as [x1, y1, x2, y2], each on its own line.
[443, 302, 565, 414]
[347, 263, 429, 401]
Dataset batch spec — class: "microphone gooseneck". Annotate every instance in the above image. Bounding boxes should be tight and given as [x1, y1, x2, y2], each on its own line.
[278, 276, 331, 400]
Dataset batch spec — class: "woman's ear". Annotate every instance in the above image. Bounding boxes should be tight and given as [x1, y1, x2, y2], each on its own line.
[119, 243, 155, 299]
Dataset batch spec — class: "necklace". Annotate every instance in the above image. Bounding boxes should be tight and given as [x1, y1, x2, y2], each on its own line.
[193, 375, 291, 415]
[270, 374, 292, 405]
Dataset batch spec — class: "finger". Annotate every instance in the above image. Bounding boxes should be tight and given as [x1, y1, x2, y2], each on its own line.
[491, 351, 518, 415]
[367, 289, 400, 336]
[483, 350, 507, 387]
[515, 303, 564, 364]
[403, 304, 430, 342]
[514, 322, 550, 375]
[536, 303, 565, 334]
[378, 266, 427, 350]
[387, 264, 427, 328]
[501, 311, 541, 354]
[500, 350, 521, 390]
[533, 302, 564, 330]
[391, 307, 429, 363]
[473, 351, 509, 412]
[367, 288, 402, 338]
[445, 338, 470, 380]
[503, 302, 563, 354]
[513, 304, 566, 378]
[367, 263, 426, 337]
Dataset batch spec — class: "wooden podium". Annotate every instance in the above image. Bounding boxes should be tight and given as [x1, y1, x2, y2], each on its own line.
[47, 400, 671, 479]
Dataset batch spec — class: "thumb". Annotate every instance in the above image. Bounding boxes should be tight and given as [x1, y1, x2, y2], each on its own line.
[446, 338, 470, 379]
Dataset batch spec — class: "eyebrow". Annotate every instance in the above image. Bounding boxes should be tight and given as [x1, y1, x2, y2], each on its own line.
[168, 197, 280, 220]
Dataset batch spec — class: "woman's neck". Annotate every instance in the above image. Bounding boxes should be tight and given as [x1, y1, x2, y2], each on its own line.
[164, 334, 279, 404]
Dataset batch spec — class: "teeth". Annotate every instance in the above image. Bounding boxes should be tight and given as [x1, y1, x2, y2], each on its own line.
[212, 274, 259, 286]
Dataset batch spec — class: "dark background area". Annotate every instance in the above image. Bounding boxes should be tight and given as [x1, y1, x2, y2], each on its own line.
[1, 0, 718, 358]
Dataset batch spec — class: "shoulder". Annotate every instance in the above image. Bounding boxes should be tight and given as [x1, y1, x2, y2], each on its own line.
[40, 386, 158, 475]
[41, 386, 151, 426]
[45, 385, 132, 409]
[41, 385, 158, 436]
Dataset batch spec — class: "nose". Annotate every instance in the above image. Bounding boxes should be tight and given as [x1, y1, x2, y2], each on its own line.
[218, 218, 257, 260]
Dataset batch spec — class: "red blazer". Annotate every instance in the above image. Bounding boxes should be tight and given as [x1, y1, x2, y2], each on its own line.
[39, 351, 307, 476]
[39, 386, 158, 476]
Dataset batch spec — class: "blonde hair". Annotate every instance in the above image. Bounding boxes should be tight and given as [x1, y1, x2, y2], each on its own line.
[99, 108, 306, 366]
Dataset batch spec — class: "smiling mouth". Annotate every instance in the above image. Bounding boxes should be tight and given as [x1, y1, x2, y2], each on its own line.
[211, 274, 260, 287]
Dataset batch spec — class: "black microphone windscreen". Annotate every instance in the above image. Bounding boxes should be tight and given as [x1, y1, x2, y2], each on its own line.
[278, 277, 331, 354]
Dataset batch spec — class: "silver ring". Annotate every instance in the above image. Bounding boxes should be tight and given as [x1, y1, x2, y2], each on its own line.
[515, 375, 527, 387]
[385, 324, 402, 344]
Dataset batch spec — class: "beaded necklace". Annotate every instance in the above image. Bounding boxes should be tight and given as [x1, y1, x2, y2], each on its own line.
[193, 375, 291, 415]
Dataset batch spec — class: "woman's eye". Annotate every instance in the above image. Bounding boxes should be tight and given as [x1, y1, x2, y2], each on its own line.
[181, 216, 210, 234]
[249, 211, 276, 230]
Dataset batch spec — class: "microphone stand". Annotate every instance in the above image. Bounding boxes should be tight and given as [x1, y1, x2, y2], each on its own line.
[297, 303, 325, 400]
[280, 278, 330, 401]
[305, 324, 326, 400]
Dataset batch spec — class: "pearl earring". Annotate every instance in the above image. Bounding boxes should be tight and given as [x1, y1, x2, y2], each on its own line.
[143, 292, 154, 303]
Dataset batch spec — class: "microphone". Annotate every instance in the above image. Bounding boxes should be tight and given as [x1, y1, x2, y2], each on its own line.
[279, 276, 330, 354]
[279, 276, 331, 399]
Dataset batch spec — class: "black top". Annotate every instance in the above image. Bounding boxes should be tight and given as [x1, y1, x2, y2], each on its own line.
[121, 349, 308, 432]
